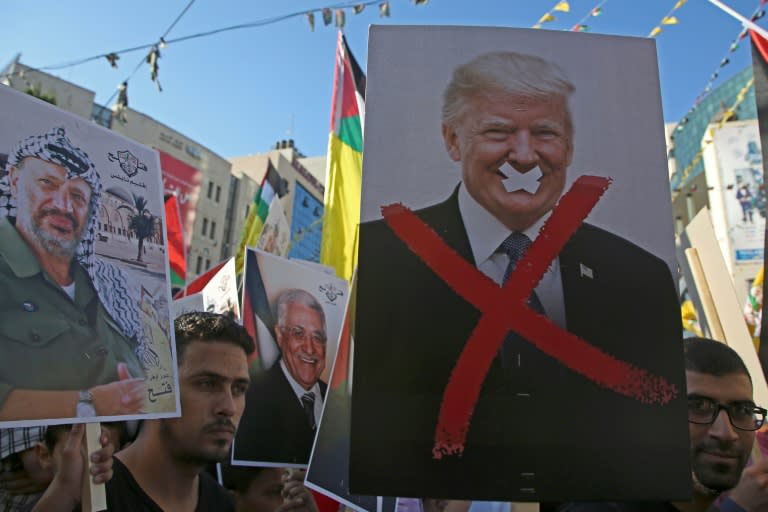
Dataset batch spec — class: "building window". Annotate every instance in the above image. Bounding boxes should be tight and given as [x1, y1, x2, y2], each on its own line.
[207, 182, 214, 199]
[245, 204, 250, 218]
[202, 218, 208, 236]
[210, 221, 216, 239]
[196, 256, 203, 275]
[205, 259, 211, 270]
[215, 185, 221, 203]
[91, 104, 113, 129]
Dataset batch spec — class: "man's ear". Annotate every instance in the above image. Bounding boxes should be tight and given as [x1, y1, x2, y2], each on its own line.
[34, 442, 53, 470]
[274, 324, 285, 352]
[442, 123, 462, 162]
[8, 165, 20, 197]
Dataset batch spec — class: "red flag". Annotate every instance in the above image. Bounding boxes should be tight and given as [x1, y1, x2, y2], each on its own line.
[751, 29, 768, 62]
[164, 194, 186, 288]
[330, 309, 351, 392]
[311, 491, 340, 512]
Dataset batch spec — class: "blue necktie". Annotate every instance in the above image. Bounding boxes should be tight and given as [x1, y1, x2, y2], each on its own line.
[497, 232, 546, 374]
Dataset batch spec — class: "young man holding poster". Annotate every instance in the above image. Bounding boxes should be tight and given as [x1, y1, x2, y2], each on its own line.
[353, 35, 687, 501]
[0, 127, 145, 421]
[24, 312, 251, 512]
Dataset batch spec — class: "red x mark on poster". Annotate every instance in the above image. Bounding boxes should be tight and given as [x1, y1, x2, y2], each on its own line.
[381, 175, 678, 459]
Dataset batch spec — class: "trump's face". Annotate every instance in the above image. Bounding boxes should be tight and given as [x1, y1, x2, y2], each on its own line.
[277, 302, 326, 390]
[442, 91, 573, 231]
[10, 157, 92, 257]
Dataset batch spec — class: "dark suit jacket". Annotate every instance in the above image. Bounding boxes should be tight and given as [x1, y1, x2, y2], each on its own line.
[350, 189, 689, 501]
[234, 360, 327, 465]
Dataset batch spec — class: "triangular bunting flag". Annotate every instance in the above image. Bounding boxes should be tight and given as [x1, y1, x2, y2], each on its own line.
[674, 0, 687, 8]
[379, 2, 390, 17]
[650, 26, 662, 37]
[554, 1, 570, 13]
[322, 8, 333, 25]
[353, 4, 365, 14]
[307, 12, 315, 31]
[335, 9, 345, 28]
[539, 13, 556, 23]
[591, 6, 603, 16]
[662, 16, 679, 25]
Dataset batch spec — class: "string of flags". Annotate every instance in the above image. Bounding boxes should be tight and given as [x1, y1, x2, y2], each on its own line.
[649, 0, 688, 38]
[5, 0, 429, 122]
[570, 0, 609, 32]
[672, 2, 766, 142]
[532, 0, 609, 32]
[306, 0, 427, 30]
[24, 0, 426, 79]
[670, 77, 755, 201]
[533, 0, 571, 29]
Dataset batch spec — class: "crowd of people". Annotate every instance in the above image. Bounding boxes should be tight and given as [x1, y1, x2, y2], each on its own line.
[3, 327, 768, 512]
[0, 312, 321, 512]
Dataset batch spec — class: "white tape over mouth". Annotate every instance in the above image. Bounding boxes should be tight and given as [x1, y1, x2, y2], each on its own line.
[500, 163, 543, 193]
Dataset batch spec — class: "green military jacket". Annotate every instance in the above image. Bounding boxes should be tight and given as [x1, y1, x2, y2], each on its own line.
[0, 217, 144, 413]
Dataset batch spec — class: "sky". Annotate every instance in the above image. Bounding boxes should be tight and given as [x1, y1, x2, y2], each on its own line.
[1, 0, 766, 159]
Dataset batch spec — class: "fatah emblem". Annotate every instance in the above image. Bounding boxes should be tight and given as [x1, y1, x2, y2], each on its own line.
[319, 283, 344, 303]
[108, 150, 148, 178]
[218, 275, 231, 294]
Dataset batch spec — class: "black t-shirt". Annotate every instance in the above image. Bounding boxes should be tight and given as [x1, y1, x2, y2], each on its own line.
[106, 457, 234, 512]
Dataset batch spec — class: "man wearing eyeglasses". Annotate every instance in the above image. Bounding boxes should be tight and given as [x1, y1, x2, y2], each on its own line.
[235, 289, 328, 464]
[560, 337, 768, 512]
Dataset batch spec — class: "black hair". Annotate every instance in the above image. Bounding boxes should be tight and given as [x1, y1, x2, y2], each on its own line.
[174, 312, 255, 365]
[684, 337, 751, 383]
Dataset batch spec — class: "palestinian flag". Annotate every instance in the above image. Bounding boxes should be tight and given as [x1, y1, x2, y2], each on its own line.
[172, 259, 226, 299]
[320, 31, 366, 282]
[330, 270, 356, 394]
[241, 248, 276, 372]
[234, 160, 286, 274]
[164, 194, 186, 289]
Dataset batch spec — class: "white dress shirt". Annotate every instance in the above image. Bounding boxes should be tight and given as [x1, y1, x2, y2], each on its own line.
[280, 359, 324, 423]
[457, 185, 566, 329]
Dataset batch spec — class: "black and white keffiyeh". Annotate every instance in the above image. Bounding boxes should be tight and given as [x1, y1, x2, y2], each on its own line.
[0, 127, 145, 346]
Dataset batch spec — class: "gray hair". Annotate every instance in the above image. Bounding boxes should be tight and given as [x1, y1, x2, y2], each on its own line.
[442, 51, 575, 135]
[275, 288, 326, 332]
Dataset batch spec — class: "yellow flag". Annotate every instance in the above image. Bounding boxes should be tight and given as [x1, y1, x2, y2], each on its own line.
[674, 0, 687, 9]
[662, 16, 679, 25]
[320, 33, 366, 282]
[539, 13, 555, 23]
[681, 300, 703, 337]
[649, 26, 662, 37]
[554, 1, 570, 12]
